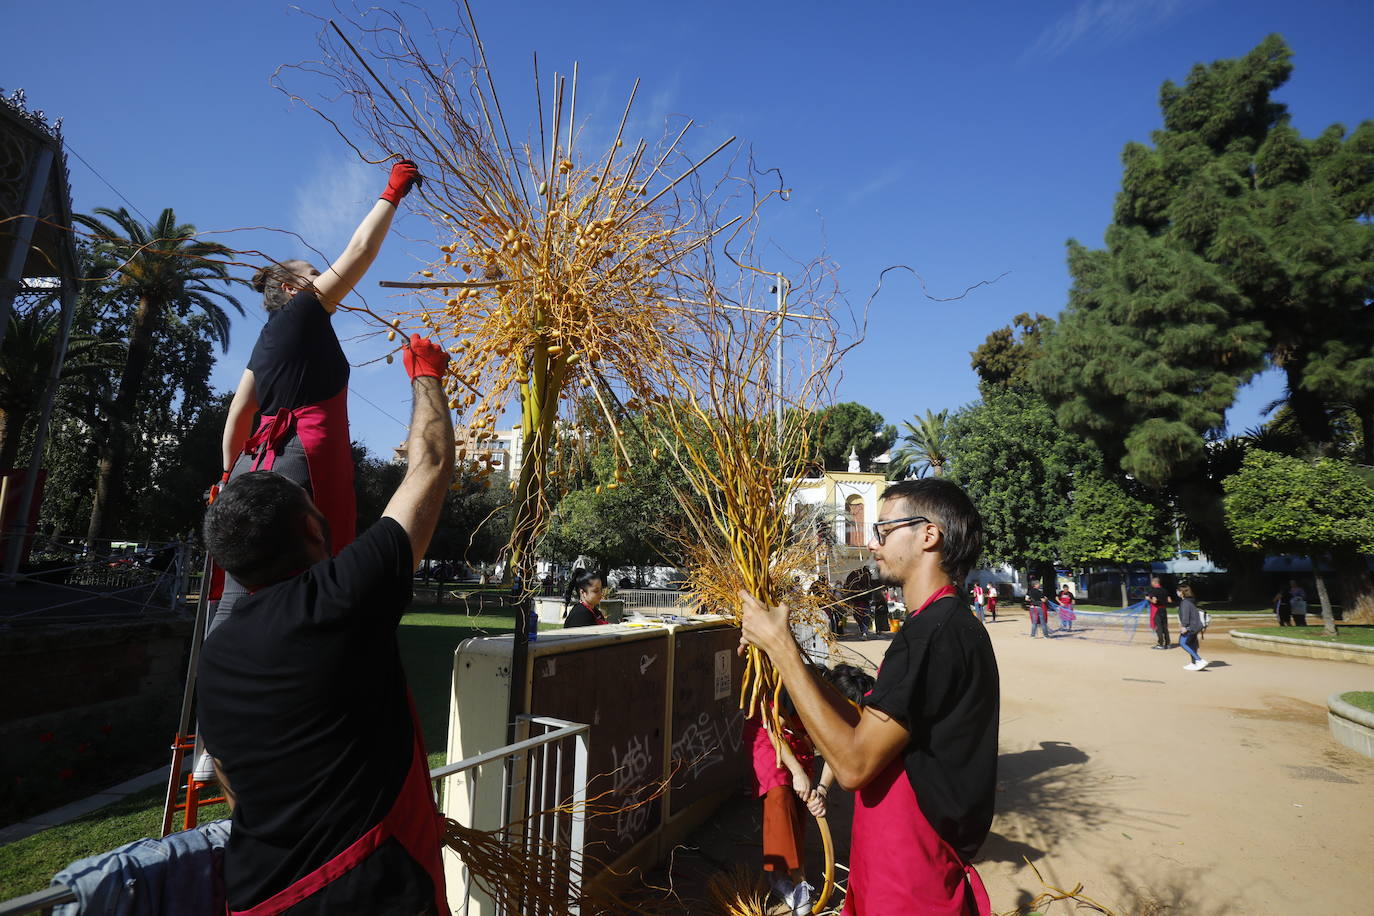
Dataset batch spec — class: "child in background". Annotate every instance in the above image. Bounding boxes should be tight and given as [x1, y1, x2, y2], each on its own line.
[745, 686, 817, 915]
[1056, 585, 1076, 632]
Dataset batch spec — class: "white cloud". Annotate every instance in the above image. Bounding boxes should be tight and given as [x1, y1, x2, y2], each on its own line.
[290, 153, 374, 264]
[1025, 0, 1189, 60]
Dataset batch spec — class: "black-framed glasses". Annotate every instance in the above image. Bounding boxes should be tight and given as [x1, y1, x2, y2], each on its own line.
[870, 515, 931, 546]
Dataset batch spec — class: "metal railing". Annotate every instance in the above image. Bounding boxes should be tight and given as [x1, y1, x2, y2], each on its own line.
[616, 588, 691, 614]
[0, 715, 591, 916]
[1, 534, 194, 626]
[432, 714, 591, 916]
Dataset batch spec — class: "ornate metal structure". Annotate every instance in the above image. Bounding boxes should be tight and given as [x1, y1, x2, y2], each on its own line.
[0, 87, 81, 578]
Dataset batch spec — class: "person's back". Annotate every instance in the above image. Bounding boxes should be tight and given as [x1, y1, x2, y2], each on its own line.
[199, 520, 431, 912]
[198, 334, 454, 915]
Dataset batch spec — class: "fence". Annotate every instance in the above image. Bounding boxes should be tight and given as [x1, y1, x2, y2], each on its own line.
[0, 714, 591, 916]
[0, 534, 194, 626]
[615, 588, 691, 615]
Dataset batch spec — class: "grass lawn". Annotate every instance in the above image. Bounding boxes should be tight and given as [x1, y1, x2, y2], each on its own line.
[1343, 692, 1374, 714]
[0, 604, 540, 899]
[1239, 625, 1374, 646]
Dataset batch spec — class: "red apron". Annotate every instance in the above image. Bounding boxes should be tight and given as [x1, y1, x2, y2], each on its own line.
[243, 388, 356, 555]
[843, 585, 991, 916]
[230, 693, 447, 915]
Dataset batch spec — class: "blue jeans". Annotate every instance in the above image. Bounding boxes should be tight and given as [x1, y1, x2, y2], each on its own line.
[1179, 631, 1202, 663]
[1030, 614, 1048, 638]
[975, 603, 985, 623]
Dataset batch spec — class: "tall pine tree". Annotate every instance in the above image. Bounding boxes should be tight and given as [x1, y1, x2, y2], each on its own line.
[1036, 35, 1374, 567]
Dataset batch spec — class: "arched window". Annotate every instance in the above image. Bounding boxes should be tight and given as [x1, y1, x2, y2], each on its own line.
[845, 495, 865, 547]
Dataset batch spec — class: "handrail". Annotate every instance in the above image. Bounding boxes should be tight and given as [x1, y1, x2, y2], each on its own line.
[0, 885, 76, 916]
[429, 715, 588, 779]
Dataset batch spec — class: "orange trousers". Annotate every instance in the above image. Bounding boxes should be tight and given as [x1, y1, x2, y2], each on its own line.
[762, 785, 805, 873]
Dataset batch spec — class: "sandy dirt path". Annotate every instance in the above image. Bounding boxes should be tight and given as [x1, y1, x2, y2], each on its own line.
[829, 612, 1374, 915]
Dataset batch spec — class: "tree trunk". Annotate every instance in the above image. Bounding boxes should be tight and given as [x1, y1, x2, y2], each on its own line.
[1333, 549, 1374, 625]
[0, 408, 16, 470]
[86, 295, 161, 546]
[1119, 566, 1129, 608]
[1312, 566, 1337, 637]
[1282, 363, 1335, 447]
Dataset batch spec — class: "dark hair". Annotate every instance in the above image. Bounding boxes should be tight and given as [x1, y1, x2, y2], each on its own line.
[880, 478, 984, 585]
[204, 472, 316, 589]
[822, 663, 876, 705]
[563, 567, 605, 606]
[251, 260, 313, 311]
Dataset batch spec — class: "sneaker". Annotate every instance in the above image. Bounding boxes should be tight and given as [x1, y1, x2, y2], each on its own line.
[191, 750, 216, 782]
[1183, 661, 1198, 670]
[789, 881, 814, 915]
[1194, 659, 1208, 670]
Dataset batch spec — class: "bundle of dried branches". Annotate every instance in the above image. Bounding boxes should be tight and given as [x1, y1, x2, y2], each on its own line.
[275, 3, 782, 585]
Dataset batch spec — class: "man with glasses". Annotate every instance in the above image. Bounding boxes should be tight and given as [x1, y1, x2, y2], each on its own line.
[740, 479, 999, 915]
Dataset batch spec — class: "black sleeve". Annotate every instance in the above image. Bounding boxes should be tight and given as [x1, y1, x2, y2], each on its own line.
[564, 605, 593, 628]
[864, 626, 929, 728]
[311, 518, 414, 629]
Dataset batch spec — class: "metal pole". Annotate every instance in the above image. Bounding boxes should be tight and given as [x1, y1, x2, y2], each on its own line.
[0, 146, 54, 356]
[774, 273, 786, 441]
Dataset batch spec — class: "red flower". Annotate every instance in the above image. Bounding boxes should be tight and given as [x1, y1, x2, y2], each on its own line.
[76, 742, 91, 754]
[38, 731, 55, 743]
[58, 768, 76, 781]
[100, 724, 114, 736]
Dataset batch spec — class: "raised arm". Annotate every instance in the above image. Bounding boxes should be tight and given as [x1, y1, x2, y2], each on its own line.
[222, 369, 259, 472]
[382, 335, 454, 567]
[311, 160, 422, 314]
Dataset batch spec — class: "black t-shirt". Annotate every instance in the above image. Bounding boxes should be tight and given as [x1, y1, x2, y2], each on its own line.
[198, 519, 422, 911]
[864, 595, 1000, 862]
[564, 602, 606, 627]
[1026, 586, 1043, 604]
[247, 290, 350, 415]
[1146, 586, 1168, 607]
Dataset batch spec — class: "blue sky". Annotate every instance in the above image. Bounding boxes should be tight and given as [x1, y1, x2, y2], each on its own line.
[7, 0, 1372, 457]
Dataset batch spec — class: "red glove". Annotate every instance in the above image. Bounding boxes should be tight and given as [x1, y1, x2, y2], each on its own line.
[403, 333, 449, 381]
[380, 159, 423, 206]
[208, 470, 230, 506]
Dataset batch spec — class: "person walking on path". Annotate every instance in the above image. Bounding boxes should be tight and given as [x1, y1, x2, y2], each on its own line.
[986, 582, 998, 621]
[1177, 583, 1209, 671]
[198, 335, 454, 915]
[1287, 580, 1309, 627]
[1147, 576, 1173, 649]
[1027, 579, 1049, 639]
[740, 478, 999, 915]
[971, 581, 986, 623]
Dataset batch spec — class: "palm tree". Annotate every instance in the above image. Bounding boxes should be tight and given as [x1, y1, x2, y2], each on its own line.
[888, 409, 951, 480]
[0, 302, 117, 470]
[72, 207, 244, 545]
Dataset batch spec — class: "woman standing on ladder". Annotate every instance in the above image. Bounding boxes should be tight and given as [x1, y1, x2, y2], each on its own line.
[209, 159, 423, 634]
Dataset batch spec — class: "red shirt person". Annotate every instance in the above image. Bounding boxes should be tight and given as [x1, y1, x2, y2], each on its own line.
[199, 336, 455, 915]
[740, 479, 999, 915]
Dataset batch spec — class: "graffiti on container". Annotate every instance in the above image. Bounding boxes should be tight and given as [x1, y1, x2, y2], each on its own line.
[671, 709, 745, 779]
[610, 733, 654, 843]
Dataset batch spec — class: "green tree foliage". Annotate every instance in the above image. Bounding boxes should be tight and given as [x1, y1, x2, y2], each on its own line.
[947, 386, 1100, 582]
[1035, 35, 1374, 564]
[353, 444, 510, 566]
[545, 416, 697, 574]
[811, 402, 895, 472]
[1058, 476, 1172, 606]
[888, 409, 951, 480]
[0, 299, 116, 470]
[72, 207, 244, 544]
[1223, 450, 1374, 627]
[36, 293, 227, 542]
[970, 313, 1050, 390]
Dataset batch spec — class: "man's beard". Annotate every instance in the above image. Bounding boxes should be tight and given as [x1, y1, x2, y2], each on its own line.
[875, 564, 903, 588]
